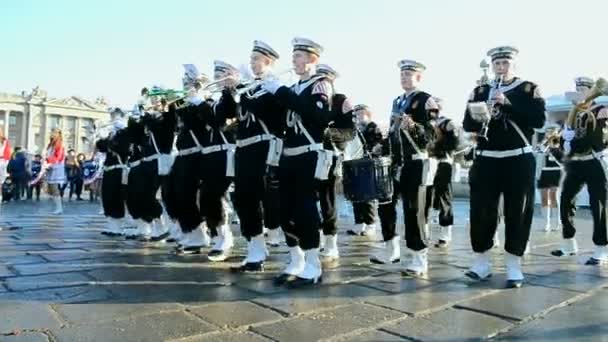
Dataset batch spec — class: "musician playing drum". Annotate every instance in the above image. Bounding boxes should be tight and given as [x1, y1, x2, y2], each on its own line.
[552, 77, 608, 265]
[388, 59, 439, 276]
[345, 104, 382, 238]
[463, 46, 545, 288]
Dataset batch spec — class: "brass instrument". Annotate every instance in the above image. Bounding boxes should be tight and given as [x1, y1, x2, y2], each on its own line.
[234, 68, 295, 101]
[566, 77, 608, 130]
[202, 75, 240, 93]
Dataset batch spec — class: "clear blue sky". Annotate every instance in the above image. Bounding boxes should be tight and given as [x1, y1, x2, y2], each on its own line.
[2, 0, 606, 126]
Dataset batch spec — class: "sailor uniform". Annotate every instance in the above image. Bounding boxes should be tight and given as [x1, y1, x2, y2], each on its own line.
[463, 72, 546, 287]
[124, 117, 150, 239]
[214, 82, 285, 254]
[429, 116, 459, 246]
[556, 104, 608, 264]
[165, 99, 213, 252]
[97, 125, 131, 235]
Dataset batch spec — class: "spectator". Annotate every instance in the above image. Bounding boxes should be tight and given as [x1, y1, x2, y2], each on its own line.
[7, 147, 27, 201]
[27, 154, 43, 201]
[69, 153, 85, 201]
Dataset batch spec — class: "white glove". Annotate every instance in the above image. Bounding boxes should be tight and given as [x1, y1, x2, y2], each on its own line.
[562, 128, 575, 141]
[261, 78, 283, 95]
[564, 140, 572, 155]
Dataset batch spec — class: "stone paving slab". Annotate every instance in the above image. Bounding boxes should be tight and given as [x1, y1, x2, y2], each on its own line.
[0, 285, 113, 303]
[338, 329, 407, 341]
[383, 307, 513, 341]
[50, 311, 217, 342]
[0, 302, 63, 334]
[186, 301, 283, 329]
[252, 303, 403, 342]
[455, 285, 580, 321]
[173, 331, 272, 342]
[497, 288, 608, 342]
[0, 332, 50, 342]
[53, 303, 184, 324]
[4, 272, 93, 291]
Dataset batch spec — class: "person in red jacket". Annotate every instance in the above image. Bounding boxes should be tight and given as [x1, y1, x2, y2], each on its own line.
[0, 130, 11, 204]
[45, 128, 66, 214]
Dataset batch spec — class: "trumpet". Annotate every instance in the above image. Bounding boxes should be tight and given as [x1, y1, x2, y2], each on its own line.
[566, 77, 608, 129]
[539, 131, 561, 152]
[202, 75, 240, 93]
[236, 68, 295, 100]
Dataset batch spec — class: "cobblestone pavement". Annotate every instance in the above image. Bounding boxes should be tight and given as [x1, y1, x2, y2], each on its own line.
[0, 199, 607, 342]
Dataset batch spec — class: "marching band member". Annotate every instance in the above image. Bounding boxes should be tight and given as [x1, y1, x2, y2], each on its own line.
[316, 64, 356, 266]
[97, 108, 132, 236]
[124, 112, 150, 240]
[536, 123, 563, 232]
[215, 41, 285, 270]
[463, 46, 545, 288]
[261, 37, 335, 287]
[165, 65, 213, 254]
[45, 128, 66, 215]
[429, 99, 460, 248]
[390, 59, 439, 276]
[345, 104, 382, 237]
[552, 77, 608, 265]
[0, 131, 11, 202]
[196, 60, 237, 261]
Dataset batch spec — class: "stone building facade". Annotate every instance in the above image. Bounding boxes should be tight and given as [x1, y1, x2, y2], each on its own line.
[0, 87, 109, 155]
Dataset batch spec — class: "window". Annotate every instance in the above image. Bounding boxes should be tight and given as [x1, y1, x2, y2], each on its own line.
[65, 116, 77, 150]
[8, 112, 23, 147]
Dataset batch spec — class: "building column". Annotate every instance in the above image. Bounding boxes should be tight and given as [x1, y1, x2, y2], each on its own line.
[3, 111, 8, 138]
[74, 117, 81, 153]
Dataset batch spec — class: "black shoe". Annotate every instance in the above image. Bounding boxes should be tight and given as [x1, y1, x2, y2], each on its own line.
[585, 257, 604, 266]
[150, 232, 170, 242]
[434, 240, 449, 248]
[273, 273, 297, 286]
[369, 257, 400, 265]
[166, 237, 177, 243]
[551, 249, 576, 257]
[175, 246, 202, 255]
[138, 236, 152, 242]
[346, 229, 362, 236]
[401, 269, 426, 278]
[465, 270, 492, 281]
[506, 279, 524, 288]
[286, 275, 322, 289]
[125, 234, 140, 240]
[230, 261, 264, 273]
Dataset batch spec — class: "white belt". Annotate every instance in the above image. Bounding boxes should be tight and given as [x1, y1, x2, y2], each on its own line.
[143, 154, 160, 162]
[437, 156, 453, 164]
[542, 166, 561, 171]
[104, 164, 127, 172]
[411, 152, 429, 160]
[283, 143, 323, 157]
[476, 146, 533, 158]
[177, 146, 201, 156]
[201, 144, 235, 155]
[236, 134, 274, 148]
[570, 153, 595, 161]
[129, 160, 142, 168]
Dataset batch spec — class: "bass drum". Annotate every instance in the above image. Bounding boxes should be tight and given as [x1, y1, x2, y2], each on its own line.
[342, 157, 393, 203]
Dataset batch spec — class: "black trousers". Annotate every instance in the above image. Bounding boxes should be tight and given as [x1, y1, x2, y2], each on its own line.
[102, 168, 127, 219]
[161, 175, 178, 220]
[353, 202, 376, 225]
[127, 161, 162, 223]
[200, 150, 231, 236]
[27, 183, 41, 200]
[171, 154, 203, 233]
[432, 162, 454, 227]
[319, 159, 338, 236]
[399, 159, 430, 251]
[264, 166, 281, 230]
[280, 152, 320, 250]
[560, 158, 608, 246]
[69, 178, 83, 199]
[13, 177, 27, 200]
[378, 177, 400, 242]
[469, 153, 536, 256]
[234, 142, 279, 240]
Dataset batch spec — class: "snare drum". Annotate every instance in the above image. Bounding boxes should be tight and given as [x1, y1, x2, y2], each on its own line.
[342, 157, 393, 202]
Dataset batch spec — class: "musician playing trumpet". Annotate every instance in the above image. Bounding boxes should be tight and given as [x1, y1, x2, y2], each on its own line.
[552, 77, 608, 266]
[463, 46, 545, 288]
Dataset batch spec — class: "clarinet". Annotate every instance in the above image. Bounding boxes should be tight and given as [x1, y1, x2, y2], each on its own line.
[478, 75, 504, 141]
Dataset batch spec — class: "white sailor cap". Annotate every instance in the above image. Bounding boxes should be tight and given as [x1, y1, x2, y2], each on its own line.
[253, 40, 280, 60]
[353, 104, 370, 112]
[575, 76, 594, 88]
[292, 37, 324, 56]
[487, 46, 519, 61]
[213, 60, 239, 74]
[432, 97, 444, 111]
[398, 59, 426, 72]
[108, 107, 126, 117]
[317, 64, 339, 79]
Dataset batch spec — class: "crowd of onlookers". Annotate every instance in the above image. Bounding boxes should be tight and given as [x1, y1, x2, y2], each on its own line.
[2, 147, 101, 203]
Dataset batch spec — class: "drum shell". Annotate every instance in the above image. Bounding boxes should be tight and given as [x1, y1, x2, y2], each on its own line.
[342, 157, 393, 202]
